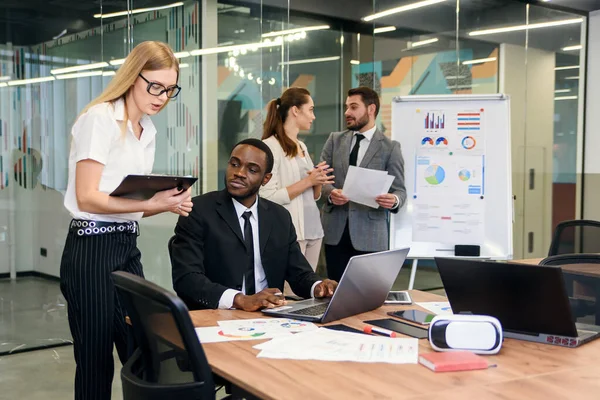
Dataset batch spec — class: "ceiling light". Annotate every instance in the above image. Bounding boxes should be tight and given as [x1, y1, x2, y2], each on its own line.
[174, 51, 190, 59]
[411, 38, 439, 48]
[0, 83, 7, 87]
[262, 25, 329, 38]
[462, 57, 497, 65]
[109, 59, 125, 66]
[8, 76, 56, 86]
[53, 29, 67, 40]
[363, 0, 447, 22]
[94, 2, 183, 19]
[269, 78, 276, 85]
[179, 63, 189, 68]
[56, 71, 104, 80]
[555, 96, 577, 101]
[256, 77, 263, 84]
[190, 40, 280, 56]
[469, 18, 583, 36]
[279, 56, 340, 66]
[51, 61, 109, 75]
[350, 60, 360, 65]
[554, 89, 570, 93]
[555, 65, 579, 71]
[0, 76, 11, 81]
[103, 71, 116, 76]
[564, 76, 579, 80]
[374, 26, 396, 34]
[563, 45, 582, 51]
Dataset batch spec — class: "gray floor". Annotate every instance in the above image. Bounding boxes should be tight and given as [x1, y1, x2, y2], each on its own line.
[0, 264, 443, 400]
[0, 277, 72, 355]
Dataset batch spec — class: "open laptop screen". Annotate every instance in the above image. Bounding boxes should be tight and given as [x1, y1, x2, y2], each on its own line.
[435, 258, 578, 338]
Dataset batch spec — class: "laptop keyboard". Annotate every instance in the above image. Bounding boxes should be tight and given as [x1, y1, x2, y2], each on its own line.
[289, 303, 329, 316]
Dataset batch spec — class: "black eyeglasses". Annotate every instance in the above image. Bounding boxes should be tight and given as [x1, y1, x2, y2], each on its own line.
[138, 73, 181, 98]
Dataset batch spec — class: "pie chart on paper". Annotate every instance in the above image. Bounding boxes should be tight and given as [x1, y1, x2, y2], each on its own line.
[425, 165, 446, 185]
[458, 169, 471, 181]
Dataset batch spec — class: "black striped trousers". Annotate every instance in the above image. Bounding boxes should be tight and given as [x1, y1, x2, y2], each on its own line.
[60, 229, 143, 400]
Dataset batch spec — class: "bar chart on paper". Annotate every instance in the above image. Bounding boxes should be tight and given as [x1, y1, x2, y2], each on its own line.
[424, 111, 445, 130]
[457, 112, 481, 131]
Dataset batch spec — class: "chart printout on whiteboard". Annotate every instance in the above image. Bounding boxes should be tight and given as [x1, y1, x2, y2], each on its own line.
[413, 109, 486, 244]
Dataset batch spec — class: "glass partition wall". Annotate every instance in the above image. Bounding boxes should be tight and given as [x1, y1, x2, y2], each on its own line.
[0, 0, 587, 353]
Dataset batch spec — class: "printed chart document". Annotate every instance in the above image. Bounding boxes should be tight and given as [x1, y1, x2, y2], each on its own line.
[217, 318, 318, 335]
[416, 302, 453, 316]
[195, 326, 291, 343]
[195, 318, 316, 343]
[254, 328, 419, 364]
[411, 108, 487, 244]
[342, 166, 395, 208]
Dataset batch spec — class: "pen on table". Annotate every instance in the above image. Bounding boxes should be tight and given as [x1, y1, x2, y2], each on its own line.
[363, 325, 397, 338]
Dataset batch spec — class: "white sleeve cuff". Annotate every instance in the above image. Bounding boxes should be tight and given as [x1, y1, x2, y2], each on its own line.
[218, 289, 242, 309]
[391, 194, 400, 210]
[310, 281, 322, 298]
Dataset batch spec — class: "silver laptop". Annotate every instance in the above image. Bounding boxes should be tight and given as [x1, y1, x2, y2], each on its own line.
[262, 248, 409, 323]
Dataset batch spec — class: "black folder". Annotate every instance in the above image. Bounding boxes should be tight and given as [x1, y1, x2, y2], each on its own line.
[110, 174, 198, 200]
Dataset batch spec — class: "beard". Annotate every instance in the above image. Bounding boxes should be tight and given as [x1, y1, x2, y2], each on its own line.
[346, 113, 369, 131]
[224, 175, 262, 202]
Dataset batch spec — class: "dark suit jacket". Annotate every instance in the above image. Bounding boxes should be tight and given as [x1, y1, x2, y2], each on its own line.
[171, 189, 320, 310]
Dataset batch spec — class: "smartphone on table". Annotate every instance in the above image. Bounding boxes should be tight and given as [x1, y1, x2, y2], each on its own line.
[388, 309, 435, 326]
[384, 291, 412, 305]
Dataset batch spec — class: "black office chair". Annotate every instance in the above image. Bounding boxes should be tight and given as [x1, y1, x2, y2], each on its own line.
[548, 219, 600, 256]
[539, 254, 600, 320]
[112, 271, 215, 400]
[539, 253, 600, 266]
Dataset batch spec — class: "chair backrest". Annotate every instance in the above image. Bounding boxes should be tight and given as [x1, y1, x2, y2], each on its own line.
[548, 219, 600, 256]
[539, 253, 600, 266]
[112, 271, 215, 400]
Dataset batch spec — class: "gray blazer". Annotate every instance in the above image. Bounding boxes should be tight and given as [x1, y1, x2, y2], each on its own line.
[320, 128, 406, 252]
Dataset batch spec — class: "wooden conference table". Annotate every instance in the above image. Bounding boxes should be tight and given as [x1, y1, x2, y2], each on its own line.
[190, 291, 600, 400]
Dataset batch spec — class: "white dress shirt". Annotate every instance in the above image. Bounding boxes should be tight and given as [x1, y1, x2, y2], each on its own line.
[218, 197, 321, 309]
[350, 125, 377, 167]
[64, 98, 157, 222]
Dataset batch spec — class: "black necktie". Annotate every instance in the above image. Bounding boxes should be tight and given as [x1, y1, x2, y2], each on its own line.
[349, 134, 365, 166]
[241, 211, 255, 295]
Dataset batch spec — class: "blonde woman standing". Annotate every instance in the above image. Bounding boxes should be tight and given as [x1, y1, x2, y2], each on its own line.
[260, 88, 334, 282]
[60, 41, 191, 400]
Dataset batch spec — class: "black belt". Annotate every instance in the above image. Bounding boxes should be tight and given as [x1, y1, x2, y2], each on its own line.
[69, 219, 139, 237]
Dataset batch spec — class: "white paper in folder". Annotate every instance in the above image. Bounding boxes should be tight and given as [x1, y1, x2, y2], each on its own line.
[342, 166, 395, 208]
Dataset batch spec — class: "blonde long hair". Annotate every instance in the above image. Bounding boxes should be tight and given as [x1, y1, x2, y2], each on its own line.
[81, 41, 179, 132]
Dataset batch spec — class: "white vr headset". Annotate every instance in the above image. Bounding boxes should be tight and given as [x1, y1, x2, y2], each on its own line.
[428, 314, 503, 355]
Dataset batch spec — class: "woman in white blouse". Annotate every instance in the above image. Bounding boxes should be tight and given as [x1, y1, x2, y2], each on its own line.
[60, 41, 192, 400]
[260, 88, 334, 281]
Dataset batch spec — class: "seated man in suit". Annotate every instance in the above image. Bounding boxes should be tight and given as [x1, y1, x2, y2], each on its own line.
[170, 138, 338, 311]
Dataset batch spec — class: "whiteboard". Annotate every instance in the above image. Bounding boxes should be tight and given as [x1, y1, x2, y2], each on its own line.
[390, 94, 512, 259]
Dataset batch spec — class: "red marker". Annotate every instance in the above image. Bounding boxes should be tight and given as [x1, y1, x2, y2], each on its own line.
[363, 325, 397, 338]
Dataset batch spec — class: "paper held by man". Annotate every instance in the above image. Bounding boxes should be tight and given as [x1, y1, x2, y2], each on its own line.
[341, 166, 395, 208]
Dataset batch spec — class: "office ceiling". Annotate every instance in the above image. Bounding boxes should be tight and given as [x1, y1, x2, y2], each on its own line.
[0, 0, 593, 47]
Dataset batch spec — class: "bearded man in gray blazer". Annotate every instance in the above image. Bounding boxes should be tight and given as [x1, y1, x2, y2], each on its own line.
[320, 86, 406, 282]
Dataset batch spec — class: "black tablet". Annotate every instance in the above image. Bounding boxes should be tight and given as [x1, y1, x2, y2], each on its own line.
[110, 174, 198, 200]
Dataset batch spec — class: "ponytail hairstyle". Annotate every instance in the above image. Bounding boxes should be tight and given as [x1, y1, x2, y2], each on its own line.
[262, 87, 311, 158]
[80, 41, 179, 134]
